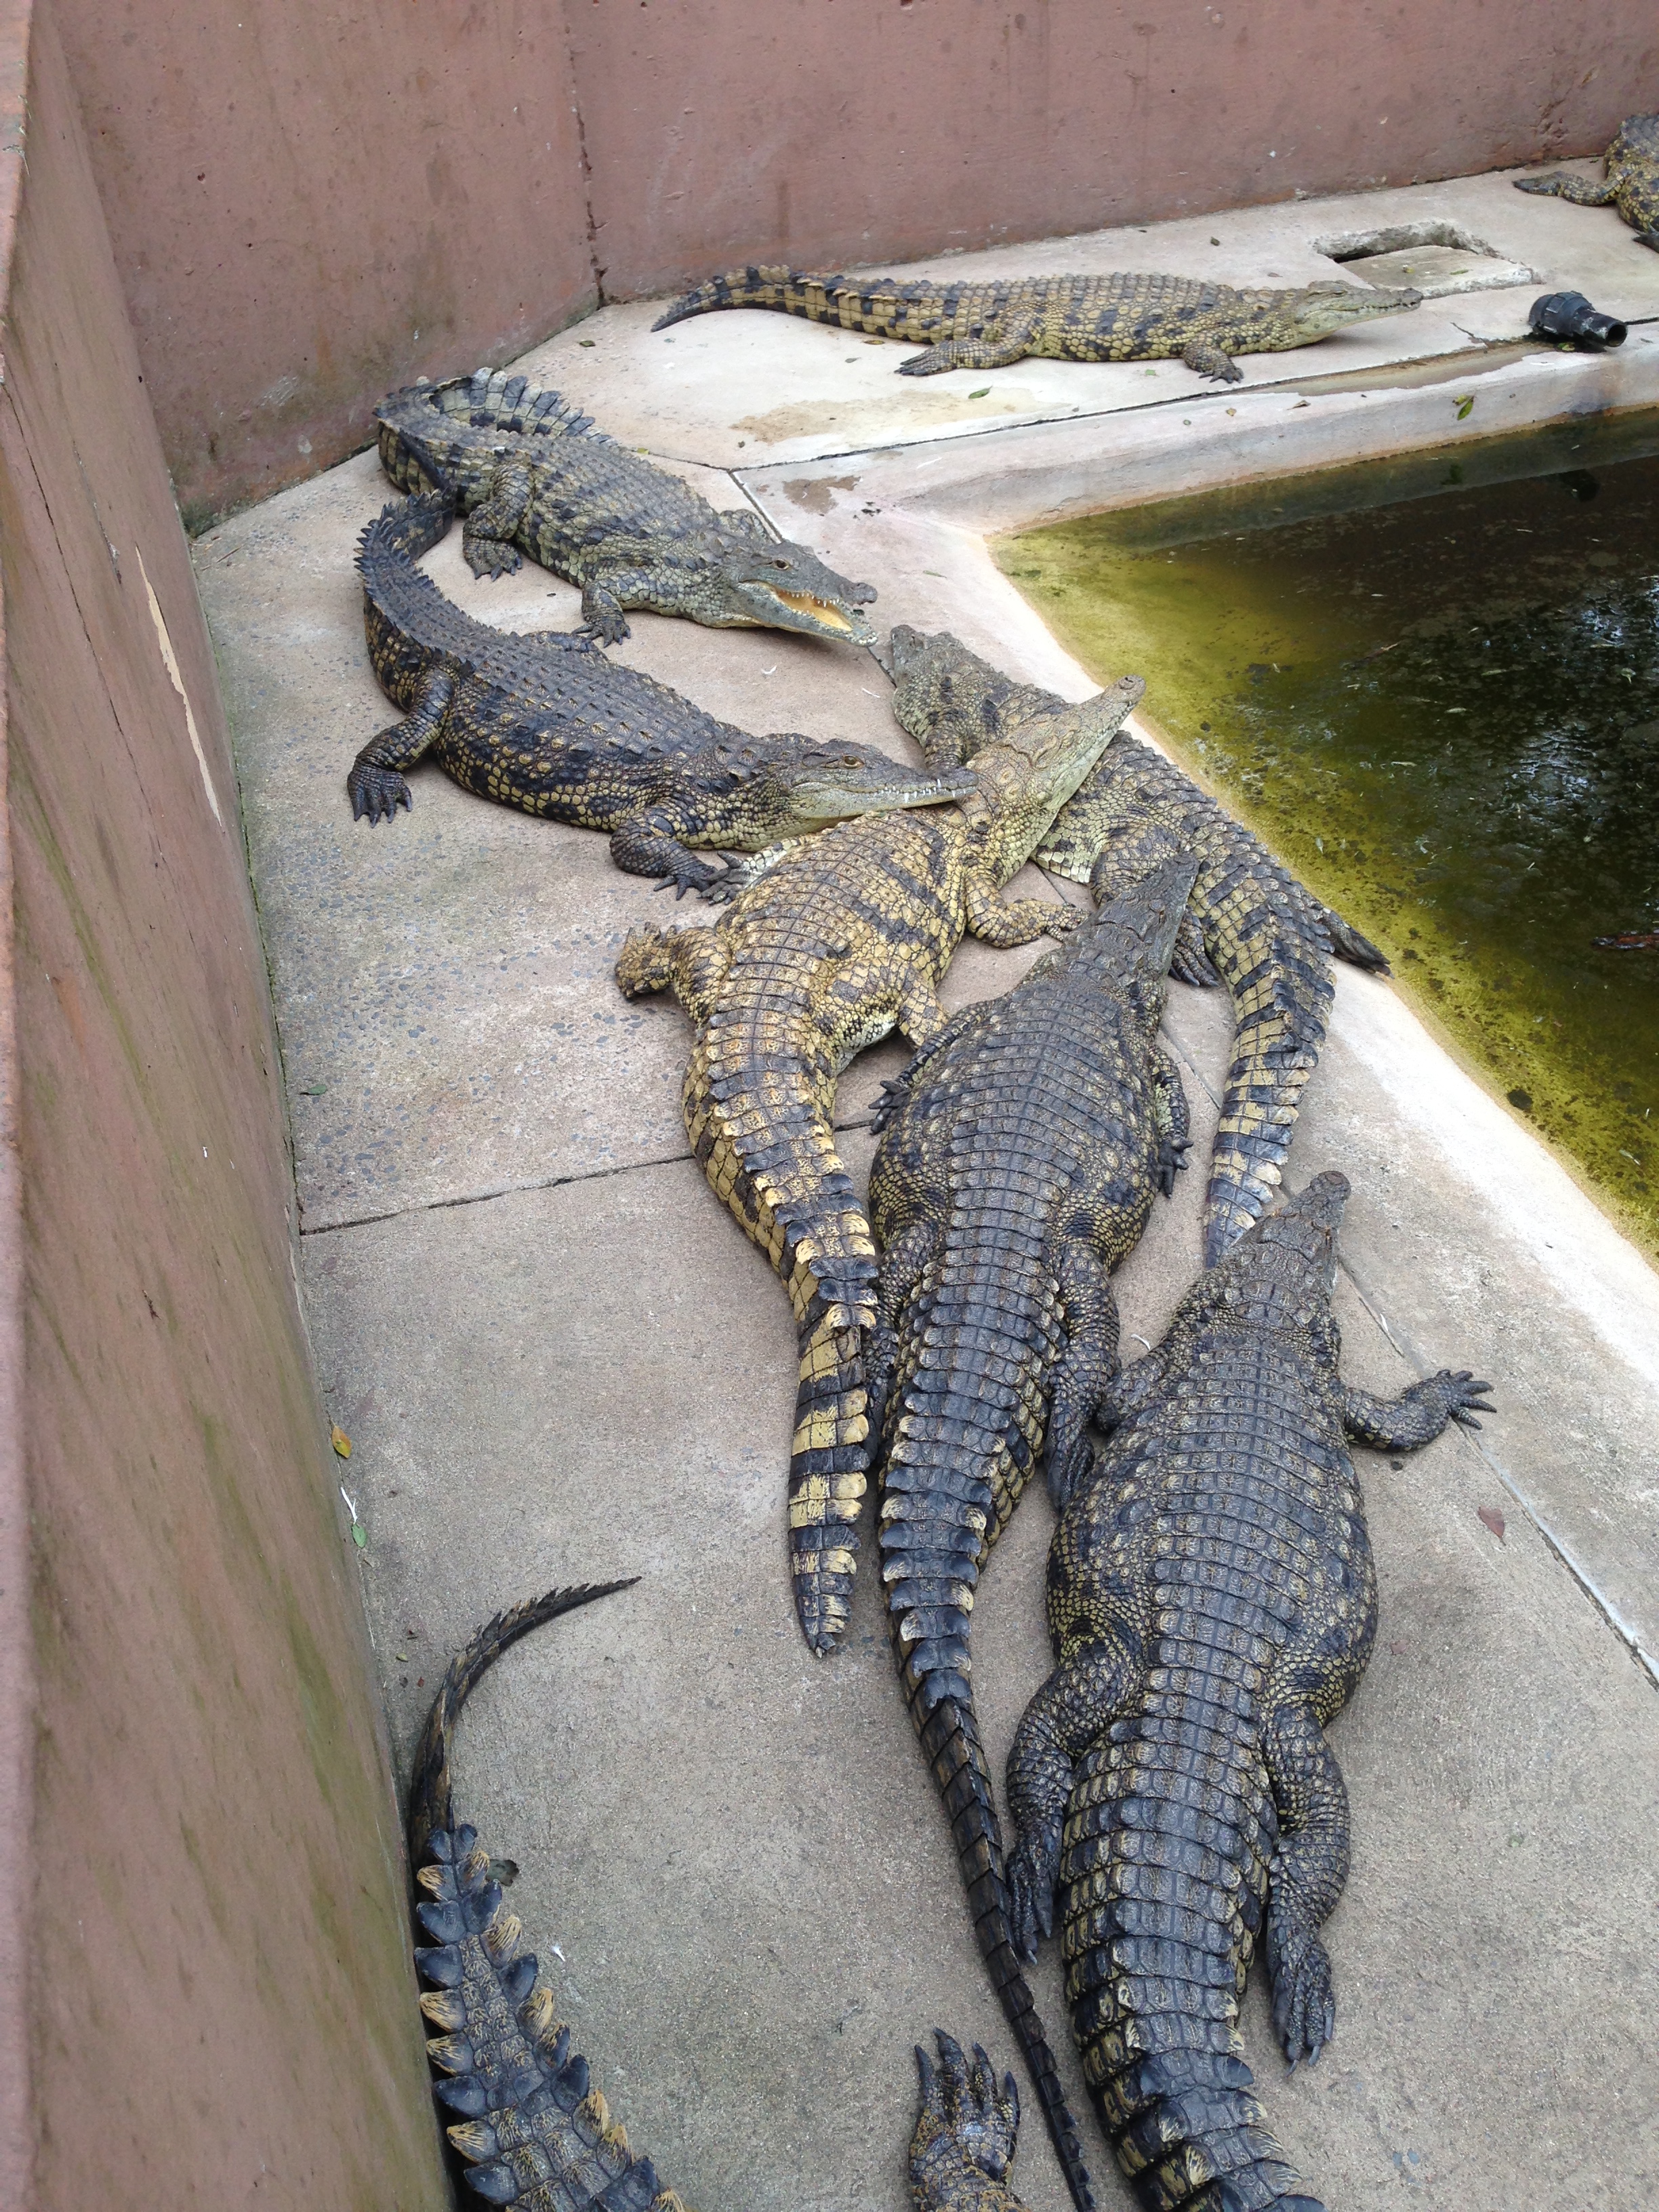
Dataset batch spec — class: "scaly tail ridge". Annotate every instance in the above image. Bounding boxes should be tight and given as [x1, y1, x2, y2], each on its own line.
[684, 1025, 877, 1650]
[653, 265, 861, 331]
[407, 1582, 700, 2212]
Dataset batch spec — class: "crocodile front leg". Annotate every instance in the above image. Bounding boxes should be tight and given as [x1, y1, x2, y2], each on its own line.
[609, 806, 731, 897]
[347, 663, 455, 822]
[964, 870, 1082, 949]
[899, 314, 1038, 377]
[1006, 1640, 1134, 1959]
[1151, 1041, 1192, 1194]
[1181, 336, 1244, 384]
[1042, 1241, 1120, 1511]
[1342, 1368, 1493, 1451]
[909, 2032, 1028, 2212]
[461, 457, 533, 579]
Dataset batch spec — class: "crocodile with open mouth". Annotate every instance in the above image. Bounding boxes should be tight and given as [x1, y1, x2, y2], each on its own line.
[377, 369, 878, 644]
[1514, 114, 1659, 249]
[408, 1580, 1054, 2212]
[349, 489, 968, 895]
[651, 268, 1422, 383]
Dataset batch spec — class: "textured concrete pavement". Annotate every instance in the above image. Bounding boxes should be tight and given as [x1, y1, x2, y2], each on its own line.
[197, 170, 1659, 2212]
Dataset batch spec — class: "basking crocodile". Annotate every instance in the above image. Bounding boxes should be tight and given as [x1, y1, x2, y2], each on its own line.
[377, 369, 877, 644]
[350, 489, 970, 894]
[889, 628, 1389, 1263]
[652, 268, 1422, 383]
[616, 672, 1140, 1693]
[1004, 1172, 1492, 2212]
[1514, 114, 1659, 247]
[408, 1580, 1044, 2212]
[866, 856, 1196, 2182]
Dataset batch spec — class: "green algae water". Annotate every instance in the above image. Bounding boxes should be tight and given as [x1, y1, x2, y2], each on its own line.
[998, 413, 1659, 1255]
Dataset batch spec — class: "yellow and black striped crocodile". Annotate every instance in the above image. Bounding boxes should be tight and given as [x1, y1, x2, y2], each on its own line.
[652, 268, 1422, 382]
[407, 1582, 1049, 2212]
[867, 853, 1197, 2205]
[615, 670, 1140, 1676]
[350, 489, 970, 894]
[377, 369, 876, 644]
[1005, 1173, 1491, 2211]
[888, 629, 1388, 1265]
[1515, 114, 1659, 247]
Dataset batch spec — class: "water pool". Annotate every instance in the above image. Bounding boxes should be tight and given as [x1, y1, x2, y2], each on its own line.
[998, 411, 1659, 1256]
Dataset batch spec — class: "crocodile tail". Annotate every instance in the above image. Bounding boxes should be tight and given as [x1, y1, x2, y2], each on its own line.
[652, 266, 919, 335]
[1066, 1700, 1322, 2212]
[406, 1578, 638, 1868]
[682, 1020, 878, 1652]
[409, 1584, 701, 2212]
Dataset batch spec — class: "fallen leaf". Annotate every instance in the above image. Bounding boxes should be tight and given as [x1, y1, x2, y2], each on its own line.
[1477, 1504, 1506, 1542]
[1455, 394, 1475, 420]
[331, 1425, 352, 1458]
[350, 1523, 368, 1549]
[968, 387, 991, 399]
[578, 339, 596, 348]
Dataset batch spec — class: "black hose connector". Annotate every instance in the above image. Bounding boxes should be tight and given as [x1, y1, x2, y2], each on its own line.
[1527, 291, 1627, 349]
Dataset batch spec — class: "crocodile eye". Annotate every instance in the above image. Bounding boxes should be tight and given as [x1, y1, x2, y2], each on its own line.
[774, 557, 790, 569]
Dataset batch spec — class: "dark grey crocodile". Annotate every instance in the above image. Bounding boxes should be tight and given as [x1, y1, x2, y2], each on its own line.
[888, 628, 1389, 1264]
[1004, 1173, 1492, 2210]
[407, 1582, 1046, 2212]
[1515, 115, 1659, 247]
[867, 854, 1197, 2205]
[352, 489, 969, 894]
[377, 370, 877, 645]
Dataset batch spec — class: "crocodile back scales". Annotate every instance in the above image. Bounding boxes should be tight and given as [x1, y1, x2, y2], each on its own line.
[377, 369, 609, 509]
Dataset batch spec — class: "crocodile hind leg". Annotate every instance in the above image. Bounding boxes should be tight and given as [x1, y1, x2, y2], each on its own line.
[1180, 336, 1244, 384]
[460, 457, 533, 579]
[1513, 170, 1620, 204]
[899, 314, 1038, 377]
[614, 922, 730, 1020]
[1261, 1702, 1353, 2066]
[1005, 1640, 1135, 1958]
[964, 872, 1082, 949]
[348, 663, 456, 821]
[1151, 1042, 1192, 1195]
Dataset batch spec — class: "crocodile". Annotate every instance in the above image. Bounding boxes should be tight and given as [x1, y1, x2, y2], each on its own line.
[651, 268, 1422, 383]
[616, 671, 1140, 1686]
[407, 1580, 1044, 2212]
[377, 369, 878, 644]
[1003, 1172, 1492, 2212]
[350, 489, 971, 894]
[865, 855, 1197, 2186]
[888, 628, 1389, 1264]
[1514, 114, 1659, 248]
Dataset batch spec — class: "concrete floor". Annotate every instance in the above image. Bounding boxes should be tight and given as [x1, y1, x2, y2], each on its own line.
[197, 169, 1659, 2212]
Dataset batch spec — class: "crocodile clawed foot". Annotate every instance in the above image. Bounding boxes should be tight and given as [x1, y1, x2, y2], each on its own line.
[1269, 1921, 1335, 2069]
[1437, 1369, 1496, 1429]
[348, 764, 413, 824]
[462, 535, 523, 581]
[1006, 1826, 1059, 1963]
[1157, 1134, 1192, 1197]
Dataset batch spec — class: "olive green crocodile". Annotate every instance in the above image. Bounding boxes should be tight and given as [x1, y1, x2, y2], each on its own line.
[1006, 1174, 1492, 2211]
[407, 1582, 1045, 2212]
[377, 369, 877, 644]
[888, 628, 1388, 1265]
[350, 489, 968, 893]
[653, 268, 1421, 382]
[615, 672, 1141, 1673]
[1514, 115, 1659, 247]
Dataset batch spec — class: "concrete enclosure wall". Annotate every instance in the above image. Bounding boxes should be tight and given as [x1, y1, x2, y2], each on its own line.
[57, 0, 1658, 526]
[0, 2, 449, 2203]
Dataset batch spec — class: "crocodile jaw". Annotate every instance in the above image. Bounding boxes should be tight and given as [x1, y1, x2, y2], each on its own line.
[1290, 283, 1423, 335]
[737, 581, 878, 644]
[782, 762, 978, 827]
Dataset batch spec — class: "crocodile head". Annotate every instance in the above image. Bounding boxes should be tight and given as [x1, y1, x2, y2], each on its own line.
[754, 745, 978, 840]
[1275, 279, 1424, 337]
[1213, 1170, 1351, 1318]
[968, 676, 1148, 872]
[704, 529, 879, 644]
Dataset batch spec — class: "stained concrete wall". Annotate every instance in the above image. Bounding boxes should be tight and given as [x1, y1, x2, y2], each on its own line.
[56, 0, 1658, 526]
[0, 3, 449, 2203]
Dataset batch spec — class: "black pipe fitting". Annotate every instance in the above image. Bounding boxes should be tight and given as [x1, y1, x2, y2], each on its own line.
[1527, 291, 1628, 350]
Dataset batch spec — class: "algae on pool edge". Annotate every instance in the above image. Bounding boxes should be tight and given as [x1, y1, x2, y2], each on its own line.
[996, 418, 1659, 1258]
